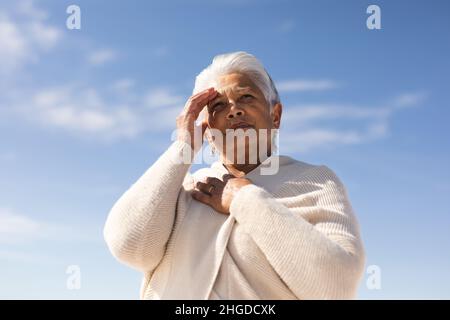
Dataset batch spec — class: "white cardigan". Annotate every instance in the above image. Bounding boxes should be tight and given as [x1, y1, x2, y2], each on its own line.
[104, 140, 366, 299]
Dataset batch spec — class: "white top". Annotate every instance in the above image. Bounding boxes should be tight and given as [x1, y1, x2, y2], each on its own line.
[104, 140, 366, 299]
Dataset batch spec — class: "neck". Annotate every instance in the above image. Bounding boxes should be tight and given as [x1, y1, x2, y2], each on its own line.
[223, 162, 260, 177]
[221, 148, 272, 177]
[222, 145, 272, 178]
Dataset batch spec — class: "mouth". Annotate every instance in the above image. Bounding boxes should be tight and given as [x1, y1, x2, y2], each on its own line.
[230, 122, 253, 130]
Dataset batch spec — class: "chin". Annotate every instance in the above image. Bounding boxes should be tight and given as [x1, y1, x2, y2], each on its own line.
[230, 144, 259, 165]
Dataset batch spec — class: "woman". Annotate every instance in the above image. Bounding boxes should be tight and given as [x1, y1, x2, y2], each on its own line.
[104, 51, 365, 300]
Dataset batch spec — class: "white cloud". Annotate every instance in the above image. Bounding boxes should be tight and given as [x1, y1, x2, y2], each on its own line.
[280, 125, 387, 153]
[16, 0, 48, 20]
[282, 104, 390, 126]
[6, 83, 186, 140]
[0, 208, 41, 243]
[0, 3, 135, 141]
[0, 2, 61, 74]
[145, 87, 184, 108]
[0, 207, 98, 245]
[276, 79, 339, 92]
[27, 87, 141, 139]
[392, 92, 427, 108]
[88, 49, 117, 66]
[0, 249, 61, 265]
[111, 78, 135, 92]
[278, 92, 424, 153]
[26, 20, 61, 50]
[0, 13, 29, 71]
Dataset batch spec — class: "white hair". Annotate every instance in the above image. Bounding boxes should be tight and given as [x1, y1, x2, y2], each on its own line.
[193, 51, 280, 115]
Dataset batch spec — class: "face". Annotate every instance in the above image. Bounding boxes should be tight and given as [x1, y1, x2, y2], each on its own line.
[205, 72, 282, 164]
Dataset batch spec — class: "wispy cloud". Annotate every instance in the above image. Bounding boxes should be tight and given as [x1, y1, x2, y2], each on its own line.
[111, 78, 135, 92]
[0, 249, 62, 265]
[0, 2, 186, 140]
[0, 207, 98, 245]
[0, 208, 41, 244]
[87, 49, 117, 66]
[279, 92, 425, 153]
[145, 87, 184, 108]
[16, 0, 48, 20]
[276, 79, 339, 92]
[4, 83, 185, 140]
[281, 104, 390, 125]
[0, 1, 61, 74]
[0, 206, 99, 266]
[280, 124, 388, 153]
[392, 92, 427, 109]
[0, 13, 28, 70]
[24, 86, 141, 140]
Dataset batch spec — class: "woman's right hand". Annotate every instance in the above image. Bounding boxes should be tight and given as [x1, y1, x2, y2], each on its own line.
[176, 87, 218, 151]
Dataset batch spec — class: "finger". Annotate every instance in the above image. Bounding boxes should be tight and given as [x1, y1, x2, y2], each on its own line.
[205, 177, 223, 187]
[196, 180, 220, 195]
[198, 176, 219, 185]
[191, 189, 211, 204]
[195, 181, 210, 194]
[181, 100, 209, 120]
[190, 87, 213, 100]
[185, 88, 211, 105]
[222, 174, 235, 182]
[188, 88, 216, 106]
[181, 90, 210, 114]
[185, 89, 218, 114]
[189, 92, 218, 117]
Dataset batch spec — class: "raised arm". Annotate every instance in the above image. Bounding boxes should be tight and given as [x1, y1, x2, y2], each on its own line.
[104, 87, 218, 273]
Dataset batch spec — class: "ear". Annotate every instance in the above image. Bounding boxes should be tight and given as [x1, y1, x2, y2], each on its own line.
[271, 103, 282, 129]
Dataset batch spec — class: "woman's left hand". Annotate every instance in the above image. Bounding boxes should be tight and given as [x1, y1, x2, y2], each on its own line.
[192, 174, 252, 215]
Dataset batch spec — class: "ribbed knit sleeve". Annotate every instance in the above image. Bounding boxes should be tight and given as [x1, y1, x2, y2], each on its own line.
[103, 140, 195, 273]
[229, 165, 365, 299]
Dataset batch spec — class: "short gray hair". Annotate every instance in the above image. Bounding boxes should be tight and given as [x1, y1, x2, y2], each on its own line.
[193, 51, 280, 112]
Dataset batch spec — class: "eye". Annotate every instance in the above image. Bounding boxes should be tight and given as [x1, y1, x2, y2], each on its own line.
[240, 94, 254, 101]
[209, 101, 226, 112]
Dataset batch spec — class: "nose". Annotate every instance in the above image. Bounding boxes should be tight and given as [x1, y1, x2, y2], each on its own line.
[226, 105, 245, 120]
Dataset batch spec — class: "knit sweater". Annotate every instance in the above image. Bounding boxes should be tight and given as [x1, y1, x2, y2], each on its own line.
[103, 140, 366, 300]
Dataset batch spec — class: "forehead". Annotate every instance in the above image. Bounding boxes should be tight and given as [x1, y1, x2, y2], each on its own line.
[214, 73, 261, 96]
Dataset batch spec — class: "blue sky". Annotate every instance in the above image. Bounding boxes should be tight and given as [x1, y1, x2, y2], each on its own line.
[0, 0, 449, 299]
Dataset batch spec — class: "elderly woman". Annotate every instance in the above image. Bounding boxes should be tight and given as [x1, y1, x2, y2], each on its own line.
[104, 52, 365, 300]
